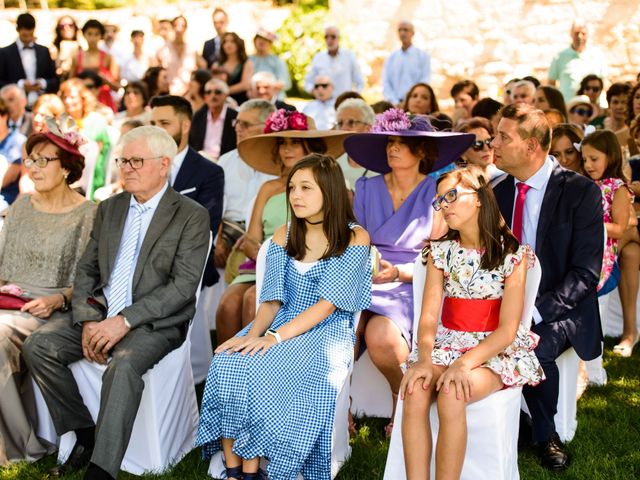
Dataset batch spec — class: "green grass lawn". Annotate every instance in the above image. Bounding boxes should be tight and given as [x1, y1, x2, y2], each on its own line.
[2, 338, 638, 480]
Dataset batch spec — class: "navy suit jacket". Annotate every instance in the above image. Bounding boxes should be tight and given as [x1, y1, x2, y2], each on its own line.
[174, 147, 224, 286]
[202, 37, 221, 69]
[0, 42, 59, 93]
[189, 105, 237, 157]
[493, 161, 604, 360]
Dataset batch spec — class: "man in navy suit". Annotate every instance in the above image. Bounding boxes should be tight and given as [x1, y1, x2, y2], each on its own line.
[0, 13, 59, 107]
[491, 103, 603, 471]
[150, 95, 224, 287]
[201, 7, 229, 69]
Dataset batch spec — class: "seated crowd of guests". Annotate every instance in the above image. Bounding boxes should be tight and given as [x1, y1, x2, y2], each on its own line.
[0, 9, 638, 480]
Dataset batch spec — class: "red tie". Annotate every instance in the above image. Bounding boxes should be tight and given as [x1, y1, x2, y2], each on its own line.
[512, 182, 531, 243]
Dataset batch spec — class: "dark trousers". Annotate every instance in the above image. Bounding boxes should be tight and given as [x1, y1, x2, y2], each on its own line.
[23, 317, 182, 478]
[523, 321, 572, 442]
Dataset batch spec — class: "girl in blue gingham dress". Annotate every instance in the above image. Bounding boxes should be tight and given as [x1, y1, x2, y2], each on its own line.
[196, 155, 372, 480]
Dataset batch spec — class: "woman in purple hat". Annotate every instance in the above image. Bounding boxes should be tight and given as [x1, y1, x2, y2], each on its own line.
[344, 108, 474, 435]
[0, 121, 96, 465]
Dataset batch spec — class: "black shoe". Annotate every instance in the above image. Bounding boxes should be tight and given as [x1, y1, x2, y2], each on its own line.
[49, 442, 93, 477]
[539, 432, 569, 471]
[83, 462, 115, 480]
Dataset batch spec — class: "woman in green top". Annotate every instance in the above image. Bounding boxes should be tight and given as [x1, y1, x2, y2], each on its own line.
[215, 109, 352, 345]
[59, 78, 111, 200]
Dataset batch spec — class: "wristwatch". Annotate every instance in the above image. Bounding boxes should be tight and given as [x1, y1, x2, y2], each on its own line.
[59, 293, 71, 312]
[265, 328, 282, 344]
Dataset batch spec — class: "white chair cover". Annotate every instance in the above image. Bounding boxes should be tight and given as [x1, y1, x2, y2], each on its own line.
[598, 286, 640, 338]
[384, 254, 541, 480]
[208, 238, 356, 479]
[34, 234, 211, 475]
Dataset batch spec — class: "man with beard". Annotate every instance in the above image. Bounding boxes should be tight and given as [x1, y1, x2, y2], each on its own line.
[150, 95, 224, 287]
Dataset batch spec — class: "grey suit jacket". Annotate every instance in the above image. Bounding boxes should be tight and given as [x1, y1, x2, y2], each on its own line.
[72, 186, 210, 333]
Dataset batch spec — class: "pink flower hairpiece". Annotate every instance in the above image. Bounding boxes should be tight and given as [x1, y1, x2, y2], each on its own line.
[45, 113, 88, 148]
[371, 108, 435, 133]
[264, 109, 309, 133]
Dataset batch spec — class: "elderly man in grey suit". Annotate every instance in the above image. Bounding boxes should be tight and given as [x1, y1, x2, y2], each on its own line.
[24, 126, 210, 480]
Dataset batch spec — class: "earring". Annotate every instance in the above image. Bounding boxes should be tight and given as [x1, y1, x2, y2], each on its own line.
[63, 171, 69, 179]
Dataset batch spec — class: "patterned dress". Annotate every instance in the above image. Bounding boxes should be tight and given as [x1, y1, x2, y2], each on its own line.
[596, 177, 631, 291]
[410, 239, 544, 387]
[197, 234, 372, 480]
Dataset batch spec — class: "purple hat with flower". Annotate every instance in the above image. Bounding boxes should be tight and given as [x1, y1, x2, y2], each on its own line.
[343, 108, 475, 174]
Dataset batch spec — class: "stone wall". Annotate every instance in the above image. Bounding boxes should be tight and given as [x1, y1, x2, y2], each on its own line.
[1, 0, 639, 111]
[331, 0, 640, 107]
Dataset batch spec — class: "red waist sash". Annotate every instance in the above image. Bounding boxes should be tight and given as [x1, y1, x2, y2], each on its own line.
[441, 297, 502, 332]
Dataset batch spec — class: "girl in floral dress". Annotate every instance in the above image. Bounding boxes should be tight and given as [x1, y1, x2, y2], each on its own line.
[581, 130, 633, 292]
[400, 167, 544, 480]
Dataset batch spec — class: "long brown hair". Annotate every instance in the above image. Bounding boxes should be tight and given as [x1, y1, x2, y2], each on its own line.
[581, 130, 626, 181]
[434, 167, 519, 270]
[286, 154, 356, 260]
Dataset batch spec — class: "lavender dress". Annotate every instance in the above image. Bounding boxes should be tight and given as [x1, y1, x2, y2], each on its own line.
[354, 175, 435, 346]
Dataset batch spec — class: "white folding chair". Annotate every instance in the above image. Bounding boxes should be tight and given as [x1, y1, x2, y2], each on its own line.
[34, 234, 212, 475]
[209, 238, 358, 479]
[384, 254, 542, 480]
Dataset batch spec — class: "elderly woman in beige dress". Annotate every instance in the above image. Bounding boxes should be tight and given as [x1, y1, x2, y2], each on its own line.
[0, 125, 96, 465]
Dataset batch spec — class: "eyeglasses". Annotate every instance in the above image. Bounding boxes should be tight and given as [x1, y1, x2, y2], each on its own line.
[334, 119, 367, 129]
[584, 86, 601, 93]
[115, 156, 161, 169]
[324, 34, 337, 39]
[314, 83, 331, 89]
[571, 107, 593, 117]
[232, 119, 262, 130]
[205, 89, 225, 96]
[471, 138, 493, 151]
[432, 188, 477, 211]
[25, 156, 60, 169]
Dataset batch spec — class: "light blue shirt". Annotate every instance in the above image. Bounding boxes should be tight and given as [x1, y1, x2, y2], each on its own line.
[302, 99, 336, 130]
[104, 182, 169, 313]
[513, 156, 554, 324]
[304, 48, 364, 96]
[250, 54, 291, 100]
[382, 45, 431, 104]
[548, 46, 607, 101]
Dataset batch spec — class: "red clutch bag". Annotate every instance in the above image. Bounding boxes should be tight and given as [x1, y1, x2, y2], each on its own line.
[0, 292, 31, 310]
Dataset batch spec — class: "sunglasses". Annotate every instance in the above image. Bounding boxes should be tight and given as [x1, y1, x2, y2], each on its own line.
[432, 188, 477, 211]
[314, 83, 330, 89]
[584, 86, 601, 93]
[325, 34, 337, 39]
[471, 138, 493, 151]
[205, 89, 224, 95]
[571, 107, 593, 117]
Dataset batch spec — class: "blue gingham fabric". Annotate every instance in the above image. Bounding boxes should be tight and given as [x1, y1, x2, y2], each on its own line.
[196, 238, 371, 480]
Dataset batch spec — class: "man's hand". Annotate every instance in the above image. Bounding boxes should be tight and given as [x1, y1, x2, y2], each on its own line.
[83, 316, 130, 364]
[213, 240, 230, 268]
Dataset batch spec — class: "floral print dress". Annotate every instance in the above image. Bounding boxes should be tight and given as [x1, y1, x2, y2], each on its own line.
[596, 177, 632, 291]
[410, 239, 544, 387]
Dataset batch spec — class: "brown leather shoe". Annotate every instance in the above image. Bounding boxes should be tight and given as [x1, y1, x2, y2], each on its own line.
[539, 432, 569, 471]
[49, 442, 93, 477]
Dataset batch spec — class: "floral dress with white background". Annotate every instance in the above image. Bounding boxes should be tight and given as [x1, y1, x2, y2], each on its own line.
[410, 239, 544, 387]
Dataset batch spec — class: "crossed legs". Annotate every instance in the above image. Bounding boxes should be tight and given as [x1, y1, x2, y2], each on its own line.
[402, 365, 503, 480]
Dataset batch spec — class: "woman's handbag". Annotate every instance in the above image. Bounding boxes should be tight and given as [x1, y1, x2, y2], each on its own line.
[0, 292, 31, 310]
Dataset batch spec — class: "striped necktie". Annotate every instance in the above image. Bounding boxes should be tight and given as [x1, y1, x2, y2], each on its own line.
[107, 203, 148, 317]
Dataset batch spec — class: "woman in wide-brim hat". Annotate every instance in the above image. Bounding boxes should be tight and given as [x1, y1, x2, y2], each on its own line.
[344, 108, 474, 436]
[215, 109, 353, 346]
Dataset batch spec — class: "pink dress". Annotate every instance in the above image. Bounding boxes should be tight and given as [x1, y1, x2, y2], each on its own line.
[409, 240, 544, 387]
[596, 178, 632, 291]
